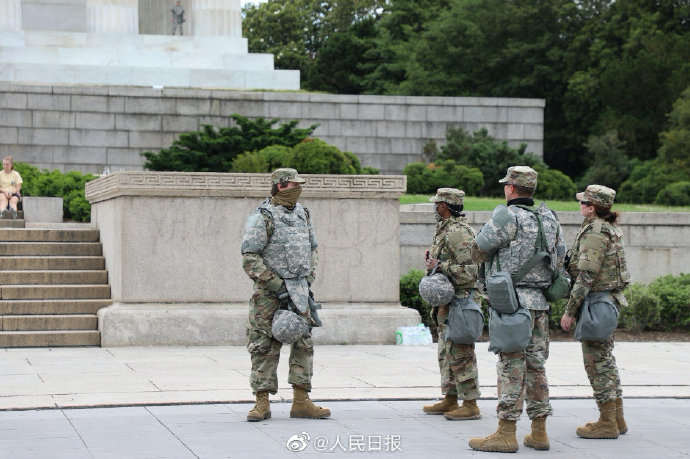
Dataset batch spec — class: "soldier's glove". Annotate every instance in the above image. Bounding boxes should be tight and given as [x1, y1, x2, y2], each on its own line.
[263, 276, 285, 294]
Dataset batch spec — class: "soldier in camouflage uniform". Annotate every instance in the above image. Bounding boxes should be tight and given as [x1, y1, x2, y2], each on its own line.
[241, 168, 330, 422]
[469, 166, 567, 453]
[560, 185, 630, 439]
[421, 188, 482, 421]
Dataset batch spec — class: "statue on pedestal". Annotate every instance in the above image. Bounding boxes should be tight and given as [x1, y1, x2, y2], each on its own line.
[171, 1, 185, 35]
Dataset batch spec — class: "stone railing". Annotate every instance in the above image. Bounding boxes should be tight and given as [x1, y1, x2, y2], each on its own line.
[86, 172, 418, 345]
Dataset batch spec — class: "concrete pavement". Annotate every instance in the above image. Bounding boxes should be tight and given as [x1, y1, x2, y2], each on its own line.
[1, 342, 688, 411]
[0, 399, 688, 458]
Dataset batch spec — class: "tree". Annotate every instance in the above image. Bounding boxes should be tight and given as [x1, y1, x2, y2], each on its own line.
[142, 115, 317, 172]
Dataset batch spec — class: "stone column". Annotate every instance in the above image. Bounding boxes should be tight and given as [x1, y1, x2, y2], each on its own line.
[87, 0, 139, 33]
[192, 0, 241, 36]
[0, 0, 22, 31]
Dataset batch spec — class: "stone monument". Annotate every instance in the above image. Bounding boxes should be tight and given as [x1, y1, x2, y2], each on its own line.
[0, 0, 298, 90]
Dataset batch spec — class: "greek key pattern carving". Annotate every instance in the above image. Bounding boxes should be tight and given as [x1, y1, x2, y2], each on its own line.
[86, 172, 406, 202]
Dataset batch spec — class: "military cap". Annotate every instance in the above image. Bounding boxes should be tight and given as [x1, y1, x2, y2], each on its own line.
[498, 166, 538, 189]
[429, 188, 465, 205]
[576, 184, 616, 208]
[271, 168, 306, 185]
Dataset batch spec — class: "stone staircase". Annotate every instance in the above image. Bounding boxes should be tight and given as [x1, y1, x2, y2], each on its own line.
[0, 213, 110, 347]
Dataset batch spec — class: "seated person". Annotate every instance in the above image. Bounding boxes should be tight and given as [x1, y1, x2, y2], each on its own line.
[0, 156, 22, 219]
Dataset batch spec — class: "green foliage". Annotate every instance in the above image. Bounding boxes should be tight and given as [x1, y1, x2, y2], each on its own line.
[403, 161, 484, 195]
[655, 182, 690, 206]
[648, 274, 690, 330]
[548, 299, 567, 330]
[13, 162, 95, 222]
[400, 269, 435, 336]
[232, 140, 378, 175]
[579, 131, 633, 191]
[659, 87, 690, 172]
[620, 284, 662, 332]
[532, 165, 576, 201]
[142, 115, 317, 172]
[618, 159, 687, 204]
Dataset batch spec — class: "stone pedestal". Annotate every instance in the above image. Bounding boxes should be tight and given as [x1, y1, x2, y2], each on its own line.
[87, 0, 138, 33]
[86, 172, 420, 346]
[192, 0, 241, 36]
[0, 0, 22, 31]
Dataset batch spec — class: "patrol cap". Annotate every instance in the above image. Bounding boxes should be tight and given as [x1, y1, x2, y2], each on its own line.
[576, 184, 616, 208]
[271, 168, 306, 185]
[429, 188, 465, 206]
[498, 166, 538, 189]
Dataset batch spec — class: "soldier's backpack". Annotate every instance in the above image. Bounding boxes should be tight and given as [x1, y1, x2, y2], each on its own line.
[445, 296, 484, 344]
[574, 292, 619, 342]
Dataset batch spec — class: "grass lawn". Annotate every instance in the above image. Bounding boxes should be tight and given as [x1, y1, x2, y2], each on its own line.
[400, 194, 690, 212]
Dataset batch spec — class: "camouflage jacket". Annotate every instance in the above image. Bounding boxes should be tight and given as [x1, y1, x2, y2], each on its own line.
[428, 215, 478, 294]
[240, 198, 318, 293]
[473, 201, 567, 310]
[565, 217, 630, 316]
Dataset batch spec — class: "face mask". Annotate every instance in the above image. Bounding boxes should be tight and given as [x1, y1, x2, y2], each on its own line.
[272, 185, 302, 209]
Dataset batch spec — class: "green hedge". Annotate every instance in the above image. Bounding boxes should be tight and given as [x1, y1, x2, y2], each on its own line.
[232, 138, 379, 175]
[13, 163, 95, 222]
[403, 161, 484, 195]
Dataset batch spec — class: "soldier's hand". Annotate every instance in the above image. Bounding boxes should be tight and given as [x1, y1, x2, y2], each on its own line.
[560, 314, 576, 332]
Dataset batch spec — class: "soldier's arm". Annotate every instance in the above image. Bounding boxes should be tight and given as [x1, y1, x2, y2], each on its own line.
[240, 210, 283, 292]
[307, 248, 318, 285]
[565, 232, 607, 316]
[555, 223, 568, 270]
[473, 205, 517, 262]
[441, 227, 478, 288]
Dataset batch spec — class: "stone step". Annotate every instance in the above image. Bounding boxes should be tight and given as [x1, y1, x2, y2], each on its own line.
[0, 284, 110, 300]
[0, 210, 24, 219]
[0, 299, 111, 315]
[0, 242, 102, 256]
[0, 256, 105, 270]
[0, 330, 100, 347]
[0, 270, 107, 285]
[1, 314, 97, 331]
[0, 229, 100, 242]
[0, 219, 25, 229]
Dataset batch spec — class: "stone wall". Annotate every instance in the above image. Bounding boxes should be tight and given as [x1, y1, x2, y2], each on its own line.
[401, 204, 690, 284]
[85, 172, 420, 345]
[0, 84, 545, 175]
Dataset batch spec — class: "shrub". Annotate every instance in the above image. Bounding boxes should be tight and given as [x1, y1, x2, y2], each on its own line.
[533, 166, 577, 201]
[647, 274, 690, 330]
[13, 162, 95, 222]
[655, 181, 690, 206]
[285, 139, 363, 174]
[621, 284, 662, 332]
[548, 299, 568, 330]
[403, 160, 484, 195]
[400, 269, 435, 336]
[618, 158, 687, 203]
[143, 114, 318, 172]
[578, 131, 633, 191]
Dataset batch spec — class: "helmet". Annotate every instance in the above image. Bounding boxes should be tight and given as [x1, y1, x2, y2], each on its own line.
[419, 272, 455, 306]
[272, 309, 309, 344]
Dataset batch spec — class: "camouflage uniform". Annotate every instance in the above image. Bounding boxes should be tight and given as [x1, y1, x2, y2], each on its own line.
[473, 166, 567, 422]
[567, 185, 630, 404]
[428, 189, 481, 401]
[241, 170, 318, 395]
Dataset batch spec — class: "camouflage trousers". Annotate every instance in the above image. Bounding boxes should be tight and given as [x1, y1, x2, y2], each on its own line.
[582, 336, 622, 404]
[246, 286, 313, 394]
[497, 309, 552, 421]
[436, 306, 481, 400]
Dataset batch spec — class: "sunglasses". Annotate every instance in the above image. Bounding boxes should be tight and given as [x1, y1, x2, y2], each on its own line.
[579, 201, 593, 206]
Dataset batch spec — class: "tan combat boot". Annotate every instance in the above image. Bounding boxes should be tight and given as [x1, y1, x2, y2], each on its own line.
[469, 419, 519, 453]
[524, 416, 550, 450]
[290, 386, 331, 419]
[423, 394, 458, 414]
[576, 400, 619, 439]
[444, 399, 480, 420]
[246, 391, 271, 422]
[616, 397, 628, 434]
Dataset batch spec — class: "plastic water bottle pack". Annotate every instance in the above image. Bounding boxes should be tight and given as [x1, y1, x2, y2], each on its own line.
[395, 324, 433, 346]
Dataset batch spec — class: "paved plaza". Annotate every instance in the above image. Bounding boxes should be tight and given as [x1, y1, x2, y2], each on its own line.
[0, 342, 689, 458]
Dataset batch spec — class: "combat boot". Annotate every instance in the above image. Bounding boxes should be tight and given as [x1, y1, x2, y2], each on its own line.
[469, 419, 518, 453]
[576, 400, 619, 439]
[524, 416, 550, 450]
[423, 394, 458, 414]
[616, 397, 628, 434]
[290, 386, 331, 419]
[246, 391, 271, 422]
[444, 399, 480, 420]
